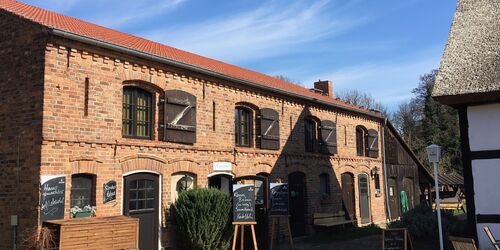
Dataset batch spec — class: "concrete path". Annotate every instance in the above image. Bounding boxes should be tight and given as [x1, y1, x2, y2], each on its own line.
[276, 234, 382, 250]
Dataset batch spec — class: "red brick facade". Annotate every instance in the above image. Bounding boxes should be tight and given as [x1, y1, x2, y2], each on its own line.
[0, 6, 392, 250]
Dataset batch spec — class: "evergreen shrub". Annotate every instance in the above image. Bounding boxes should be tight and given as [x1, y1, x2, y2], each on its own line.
[389, 204, 470, 249]
[172, 188, 232, 250]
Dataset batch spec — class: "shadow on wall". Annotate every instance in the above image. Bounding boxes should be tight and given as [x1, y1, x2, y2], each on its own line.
[266, 106, 350, 237]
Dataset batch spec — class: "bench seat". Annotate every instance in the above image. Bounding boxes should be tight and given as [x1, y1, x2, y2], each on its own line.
[313, 211, 355, 227]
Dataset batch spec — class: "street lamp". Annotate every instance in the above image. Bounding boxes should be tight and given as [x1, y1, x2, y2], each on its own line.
[427, 144, 443, 250]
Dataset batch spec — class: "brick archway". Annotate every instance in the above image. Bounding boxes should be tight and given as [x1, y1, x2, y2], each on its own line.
[70, 156, 102, 174]
[120, 154, 166, 174]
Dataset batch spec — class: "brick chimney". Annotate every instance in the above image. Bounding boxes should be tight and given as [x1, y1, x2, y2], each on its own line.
[313, 80, 333, 97]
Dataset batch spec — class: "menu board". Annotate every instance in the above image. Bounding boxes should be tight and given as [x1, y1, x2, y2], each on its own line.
[103, 180, 117, 203]
[383, 228, 409, 250]
[232, 184, 255, 222]
[270, 183, 289, 216]
[40, 176, 66, 223]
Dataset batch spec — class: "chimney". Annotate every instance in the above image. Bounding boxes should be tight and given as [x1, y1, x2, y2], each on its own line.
[313, 80, 333, 97]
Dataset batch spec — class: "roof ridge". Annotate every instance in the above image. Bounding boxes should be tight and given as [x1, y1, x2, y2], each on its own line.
[0, 0, 380, 117]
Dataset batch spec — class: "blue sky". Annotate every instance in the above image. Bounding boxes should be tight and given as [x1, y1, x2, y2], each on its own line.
[24, 0, 456, 112]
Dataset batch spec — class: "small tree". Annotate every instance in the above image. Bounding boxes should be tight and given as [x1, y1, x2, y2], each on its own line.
[172, 188, 232, 250]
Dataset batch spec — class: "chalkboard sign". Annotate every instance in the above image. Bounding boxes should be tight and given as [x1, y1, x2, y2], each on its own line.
[103, 180, 117, 203]
[232, 184, 255, 222]
[383, 228, 412, 250]
[40, 176, 66, 223]
[270, 183, 289, 216]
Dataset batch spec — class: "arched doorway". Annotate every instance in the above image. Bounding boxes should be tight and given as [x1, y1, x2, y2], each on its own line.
[123, 173, 160, 250]
[208, 173, 233, 194]
[288, 171, 307, 237]
[341, 172, 356, 221]
[358, 173, 371, 224]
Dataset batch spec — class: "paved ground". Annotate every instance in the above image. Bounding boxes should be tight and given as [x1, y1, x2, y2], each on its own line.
[276, 234, 382, 250]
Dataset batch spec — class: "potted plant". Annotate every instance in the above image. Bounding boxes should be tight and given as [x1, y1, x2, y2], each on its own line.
[71, 205, 96, 218]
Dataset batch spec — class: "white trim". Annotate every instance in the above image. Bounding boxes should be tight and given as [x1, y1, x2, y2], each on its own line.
[121, 170, 162, 250]
[207, 172, 235, 178]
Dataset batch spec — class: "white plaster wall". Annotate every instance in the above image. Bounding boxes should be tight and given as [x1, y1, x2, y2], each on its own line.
[472, 159, 500, 215]
[468, 103, 500, 151]
[477, 223, 500, 250]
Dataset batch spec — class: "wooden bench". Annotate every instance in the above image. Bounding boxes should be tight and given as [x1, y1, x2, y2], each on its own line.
[449, 236, 477, 250]
[313, 211, 355, 228]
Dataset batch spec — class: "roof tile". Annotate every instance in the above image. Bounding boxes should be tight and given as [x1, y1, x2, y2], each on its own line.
[0, 0, 379, 115]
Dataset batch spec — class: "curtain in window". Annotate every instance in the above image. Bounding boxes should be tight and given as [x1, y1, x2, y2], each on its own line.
[122, 87, 152, 138]
[71, 175, 94, 208]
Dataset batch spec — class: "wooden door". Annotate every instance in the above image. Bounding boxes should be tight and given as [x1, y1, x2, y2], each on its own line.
[358, 173, 371, 224]
[288, 172, 307, 237]
[124, 173, 159, 250]
[341, 173, 356, 221]
[388, 177, 400, 219]
[403, 177, 415, 209]
[233, 175, 269, 249]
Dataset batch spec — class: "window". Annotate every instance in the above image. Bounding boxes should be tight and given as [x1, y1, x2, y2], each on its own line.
[320, 173, 330, 199]
[356, 126, 368, 156]
[171, 172, 196, 202]
[70, 174, 95, 208]
[123, 87, 152, 138]
[235, 107, 252, 147]
[372, 167, 381, 193]
[304, 119, 318, 152]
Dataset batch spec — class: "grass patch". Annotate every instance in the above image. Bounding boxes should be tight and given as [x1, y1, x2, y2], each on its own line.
[303, 224, 382, 244]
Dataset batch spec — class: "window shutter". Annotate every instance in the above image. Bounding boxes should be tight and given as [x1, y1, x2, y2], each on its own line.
[164, 90, 196, 144]
[259, 108, 280, 150]
[367, 129, 379, 158]
[320, 120, 337, 155]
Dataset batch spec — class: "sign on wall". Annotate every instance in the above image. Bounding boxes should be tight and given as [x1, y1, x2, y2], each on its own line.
[213, 162, 232, 172]
[232, 184, 255, 222]
[270, 183, 289, 216]
[40, 175, 66, 223]
[103, 180, 117, 203]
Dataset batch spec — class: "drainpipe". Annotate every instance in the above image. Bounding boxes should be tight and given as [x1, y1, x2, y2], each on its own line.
[382, 119, 392, 222]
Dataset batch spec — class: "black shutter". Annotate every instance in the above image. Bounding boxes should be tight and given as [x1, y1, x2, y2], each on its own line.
[259, 108, 280, 150]
[367, 129, 379, 158]
[320, 120, 337, 155]
[164, 90, 196, 144]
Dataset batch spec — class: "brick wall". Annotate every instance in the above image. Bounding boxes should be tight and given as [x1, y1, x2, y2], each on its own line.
[38, 35, 386, 248]
[0, 11, 46, 249]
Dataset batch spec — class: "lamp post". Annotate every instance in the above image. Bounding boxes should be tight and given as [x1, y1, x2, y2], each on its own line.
[427, 144, 443, 250]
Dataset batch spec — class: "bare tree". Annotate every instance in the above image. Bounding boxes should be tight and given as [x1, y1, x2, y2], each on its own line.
[274, 75, 304, 87]
[335, 89, 389, 117]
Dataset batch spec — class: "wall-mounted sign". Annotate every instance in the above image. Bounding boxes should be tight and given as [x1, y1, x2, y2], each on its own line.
[103, 180, 117, 203]
[213, 162, 232, 172]
[40, 175, 66, 223]
[270, 183, 289, 216]
[232, 184, 255, 222]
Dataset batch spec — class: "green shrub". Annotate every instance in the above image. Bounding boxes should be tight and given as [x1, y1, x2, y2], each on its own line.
[389, 204, 470, 249]
[172, 188, 232, 250]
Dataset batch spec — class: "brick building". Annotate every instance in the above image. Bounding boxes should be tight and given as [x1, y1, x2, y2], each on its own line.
[0, 1, 429, 249]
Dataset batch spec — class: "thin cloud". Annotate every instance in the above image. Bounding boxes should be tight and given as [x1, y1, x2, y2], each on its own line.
[141, 0, 371, 63]
[300, 53, 442, 109]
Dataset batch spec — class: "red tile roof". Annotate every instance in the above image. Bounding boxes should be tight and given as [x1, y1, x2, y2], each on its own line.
[0, 0, 380, 116]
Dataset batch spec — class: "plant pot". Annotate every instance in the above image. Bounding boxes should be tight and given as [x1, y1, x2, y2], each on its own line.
[73, 211, 92, 218]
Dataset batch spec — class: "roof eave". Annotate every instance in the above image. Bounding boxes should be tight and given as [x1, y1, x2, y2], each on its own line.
[49, 28, 383, 120]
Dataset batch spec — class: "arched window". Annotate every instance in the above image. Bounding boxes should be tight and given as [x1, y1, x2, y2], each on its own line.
[123, 87, 152, 139]
[319, 173, 330, 199]
[171, 172, 196, 202]
[304, 118, 318, 152]
[356, 125, 368, 156]
[70, 174, 96, 208]
[235, 107, 252, 147]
